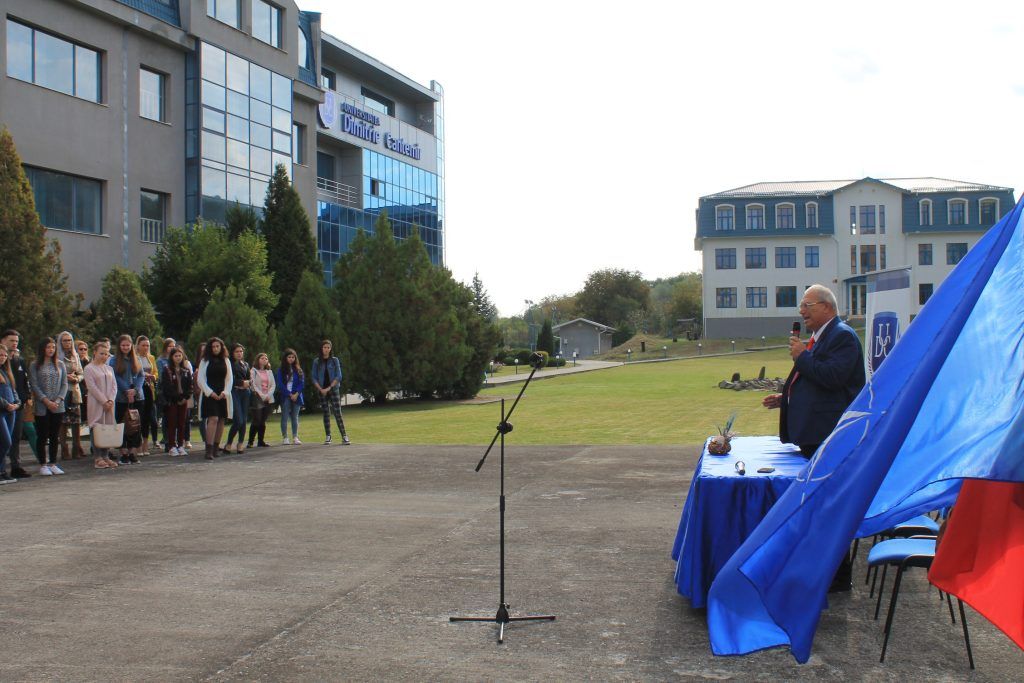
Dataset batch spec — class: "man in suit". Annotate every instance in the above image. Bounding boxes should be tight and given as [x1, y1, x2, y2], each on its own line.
[763, 284, 865, 456]
[763, 285, 865, 592]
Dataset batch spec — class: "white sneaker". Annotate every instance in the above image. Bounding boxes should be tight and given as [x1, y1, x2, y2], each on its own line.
[169, 447, 180, 456]
[49, 464, 65, 475]
[39, 465, 53, 476]
[282, 437, 291, 445]
[292, 437, 302, 445]
[181, 447, 190, 456]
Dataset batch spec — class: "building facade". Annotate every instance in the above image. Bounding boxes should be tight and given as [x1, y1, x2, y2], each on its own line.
[552, 318, 615, 359]
[0, 0, 444, 301]
[695, 178, 1015, 339]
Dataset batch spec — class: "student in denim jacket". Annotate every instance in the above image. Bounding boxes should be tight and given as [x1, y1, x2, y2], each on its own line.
[276, 348, 304, 445]
[109, 334, 145, 464]
[311, 340, 350, 445]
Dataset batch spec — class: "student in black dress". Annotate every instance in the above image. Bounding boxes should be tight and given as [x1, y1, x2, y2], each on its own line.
[223, 343, 251, 454]
[196, 337, 232, 461]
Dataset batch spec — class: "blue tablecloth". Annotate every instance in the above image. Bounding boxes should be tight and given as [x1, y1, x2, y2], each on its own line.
[672, 436, 807, 608]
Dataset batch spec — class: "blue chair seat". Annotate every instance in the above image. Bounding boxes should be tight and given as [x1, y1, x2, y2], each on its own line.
[867, 538, 936, 566]
[892, 514, 940, 535]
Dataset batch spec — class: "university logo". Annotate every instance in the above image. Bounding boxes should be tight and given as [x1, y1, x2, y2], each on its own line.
[318, 90, 336, 128]
[870, 311, 899, 374]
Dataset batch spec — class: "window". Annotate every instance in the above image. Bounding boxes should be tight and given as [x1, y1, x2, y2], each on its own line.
[317, 151, 335, 180]
[776, 203, 795, 229]
[979, 198, 999, 225]
[920, 199, 933, 226]
[850, 245, 857, 273]
[23, 166, 102, 234]
[947, 242, 968, 265]
[745, 247, 766, 269]
[746, 204, 765, 230]
[860, 245, 877, 273]
[880, 244, 887, 270]
[320, 68, 336, 90]
[775, 246, 796, 268]
[850, 206, 857, 234]
[859, 205, 876, 234]
[919, 283, 934, 305]
[292, 123, 305, 164]
[297, 28, 309, 69]
[5, 20, 101, 102]
[776, 286, 797, 308]
[879, 205, 886, 234]
[140, 190, 166, 243]
[252, 0, 282, 47]
[805, 246, 819, 268]
[918, 243, 933, 265]
[370, 178, 381, 196]
[714, 248, 736, 269]
[716, 287, 737, 309]
[746, 287, 768, 308]
[207, 0, 240, 27]
[139, 68, 165, 121]
[806, 202, 818, 229]
[715, 205, 734, 230]
[361, 87, 395, 117]
[949, 199, 968, 225]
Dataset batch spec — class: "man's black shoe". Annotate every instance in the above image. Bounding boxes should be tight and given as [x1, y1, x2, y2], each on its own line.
[828, 575, 853, 593]
[11, 467, 31, 478]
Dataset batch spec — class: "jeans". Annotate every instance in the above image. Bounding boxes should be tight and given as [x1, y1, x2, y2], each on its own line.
[226, 389, 250, 444]
[0, 409, 14, 471]
[280, 397, 300, 438]
[35, 410, 62, 464]
[5, 408, 23, 468]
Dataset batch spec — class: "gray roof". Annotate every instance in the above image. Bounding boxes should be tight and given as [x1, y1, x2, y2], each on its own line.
[704, 177, 1012, 199]
[552, 318, 616, 332]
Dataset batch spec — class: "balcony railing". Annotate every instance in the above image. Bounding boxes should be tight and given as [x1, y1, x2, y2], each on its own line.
[316, 176, 359, 207]
[140, 217, 165, 244]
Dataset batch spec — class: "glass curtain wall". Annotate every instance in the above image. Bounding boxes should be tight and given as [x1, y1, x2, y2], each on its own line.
[188, 41, 292, 223]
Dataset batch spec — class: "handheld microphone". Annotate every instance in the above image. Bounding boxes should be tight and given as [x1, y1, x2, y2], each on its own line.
[791, 321, 801, 337]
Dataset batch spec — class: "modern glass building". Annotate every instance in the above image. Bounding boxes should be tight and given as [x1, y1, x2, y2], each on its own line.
[0, 0, 445, 302]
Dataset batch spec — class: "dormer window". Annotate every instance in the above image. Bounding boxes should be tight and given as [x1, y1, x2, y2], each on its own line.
[948, 198, 968, 225]
[746, 204, 765, 230]
[979, 197, 999, 225]
[776, 203, 794, 229]
[715, 205, 734, 230]
[806, 202, 818, 229]
[919, 199, 933, 226]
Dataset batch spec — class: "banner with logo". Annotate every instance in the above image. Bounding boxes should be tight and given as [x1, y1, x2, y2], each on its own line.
[864, 267, 912, 377]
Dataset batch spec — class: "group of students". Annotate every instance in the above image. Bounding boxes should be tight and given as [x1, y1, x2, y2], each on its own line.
[0, 328, 352, 482]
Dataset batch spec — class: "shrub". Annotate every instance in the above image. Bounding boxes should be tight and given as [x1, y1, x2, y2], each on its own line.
[546, 356, 566, 367]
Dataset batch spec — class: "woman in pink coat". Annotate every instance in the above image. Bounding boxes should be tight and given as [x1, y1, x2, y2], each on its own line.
[84, 341, 119, 469]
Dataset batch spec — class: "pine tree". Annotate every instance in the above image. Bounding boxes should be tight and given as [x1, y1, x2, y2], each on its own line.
[92, 267, 162, 339]
[261, 163, 319, 326]
[280, 270, 346, 401]
[186, 285, 279, 362]
[225, 202, 259, 240]
[0, 127, 79, 346]
[471, 272, 498, 322]
[536, 318, 555, 355]
[143, 220, 277, 340]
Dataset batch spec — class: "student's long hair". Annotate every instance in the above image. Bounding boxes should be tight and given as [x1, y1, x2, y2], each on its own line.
[203, 337, 228, 363]
[254, 353, 271, 371]
[168, 346, 188, 373]
[280, 348, 303, 380]
[34, 337, 58, 368]
[114, 334, 141, 375]
[0, 345, 14, 385]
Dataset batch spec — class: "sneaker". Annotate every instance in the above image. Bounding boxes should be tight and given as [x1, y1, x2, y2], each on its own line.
[119, 455, 131, 465]
[49, 464, 65, 475]
[324, 434, 332, 445]
[180, 448, 190, 457]
[282, 437, 291, 445]
[128, 454, 140, 464]
[39, 465, 53, 476]
[258, 441, 270, 448]
[0, 473, 16, 484]
[292, 437, 302, 445]
[11, 466, 31, 478]
[342, 436, 351, 445]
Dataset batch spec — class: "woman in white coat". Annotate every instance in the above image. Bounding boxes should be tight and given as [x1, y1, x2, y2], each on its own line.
[84, 342, 119, 469]
[195, 337, 232, 460]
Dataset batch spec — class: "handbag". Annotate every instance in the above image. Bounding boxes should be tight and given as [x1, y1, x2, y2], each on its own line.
[92, 423, 125, 449]
[124, 408, 141, 436]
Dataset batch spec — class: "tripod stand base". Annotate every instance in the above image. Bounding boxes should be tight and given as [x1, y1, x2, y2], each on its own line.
[450, 603, 556, 643]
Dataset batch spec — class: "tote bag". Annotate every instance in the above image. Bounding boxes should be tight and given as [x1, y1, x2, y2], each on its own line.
[92, 423, 125, 449]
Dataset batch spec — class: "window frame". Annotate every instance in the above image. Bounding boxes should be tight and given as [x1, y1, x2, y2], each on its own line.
[745, 203, 765, 230]
[946, 242, 968, 265]
[745, 286, 768, 309]
[775, 286, 797, 309]
[714, 247, 736, 270]
[715, 287, 737, 309]
[979, 197, 999, 225]
[859, 205, 877, 234]
[207, 0, 241, 28]
[918, 243, 933, 266]
[805, 201, 818, 229]
[775, 246, 796, 268]
[919, 283, 934, 305]
[139, 66, 166, 122]
[776, 202, 795, 229]
[744, 247, 766, 269]
[23, 164, 103, 235]
[804, 245, 820, 268]
[948, 198, 968, 226]
[6, 19, 102, 103]
[252, 0, 283, 48]
[919, 199, 933, 226]
[715, 204, 735, 231]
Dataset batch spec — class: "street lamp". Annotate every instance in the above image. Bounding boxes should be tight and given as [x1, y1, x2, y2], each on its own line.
[662, 345, 667, 359]
[698, 343, 702, 356]
[731, 340, 736, 353]
[572, 351, 577, 367]
[514, 358, 519, 374]
[761, 335, 766, 347]
[626, 348, 632, 363]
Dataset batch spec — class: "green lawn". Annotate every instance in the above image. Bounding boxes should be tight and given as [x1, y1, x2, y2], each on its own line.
[295, 350, 794, 445]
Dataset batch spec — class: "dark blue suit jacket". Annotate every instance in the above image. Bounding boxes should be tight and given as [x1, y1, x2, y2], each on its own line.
[780, 317, 865, 449]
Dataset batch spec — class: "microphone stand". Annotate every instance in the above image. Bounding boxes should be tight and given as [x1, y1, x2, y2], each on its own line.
[450, 358, 556, 642]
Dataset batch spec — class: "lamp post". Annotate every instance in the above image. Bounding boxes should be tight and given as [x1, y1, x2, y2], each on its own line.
[626, 349, 632, 363]
[514, 358, 519, 374]
[731, 340, 736, 353]
[572, 351, 577, 367]
[761, 335, 766, 348]
[698, 343, 702, 356]
[662, 345, 667, 359]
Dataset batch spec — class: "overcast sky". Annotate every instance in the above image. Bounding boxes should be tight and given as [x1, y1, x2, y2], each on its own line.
[300, 0, 1024, 316]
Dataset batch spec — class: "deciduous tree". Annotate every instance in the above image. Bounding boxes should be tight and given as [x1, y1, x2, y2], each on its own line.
[92, 267, 161, 339]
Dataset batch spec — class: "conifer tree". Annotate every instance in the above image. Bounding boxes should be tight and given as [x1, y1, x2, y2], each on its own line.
[261, 163, 319, 326]
[225, 202, 259, 240]
[0, 127, 79, 345]
[92, 267, 162, 339]
[186, 285, 279, 362]
[280, 269, 347, 400]
[536, 318, 555, 355]
[471, 272, 498, 322]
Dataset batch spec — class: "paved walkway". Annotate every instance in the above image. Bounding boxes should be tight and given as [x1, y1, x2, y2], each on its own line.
[1, 443, 1020, 680]
[483, 358, 622, 386]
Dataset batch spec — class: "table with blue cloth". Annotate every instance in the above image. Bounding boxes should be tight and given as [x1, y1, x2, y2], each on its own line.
[672, 435, 808, 608]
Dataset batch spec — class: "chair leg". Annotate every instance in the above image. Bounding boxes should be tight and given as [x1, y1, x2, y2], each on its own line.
[957, 599, 975, 670]
[880, 565, 906, 663]
[874, 564, 889, 620]
[945, 591, 956, 624]
[850, 538, 860, 566]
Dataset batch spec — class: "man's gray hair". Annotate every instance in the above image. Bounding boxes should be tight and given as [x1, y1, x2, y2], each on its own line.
[805, 284, 838, 312]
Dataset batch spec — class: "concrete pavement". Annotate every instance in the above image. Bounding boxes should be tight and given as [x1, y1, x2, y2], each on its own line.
[0, 443, 1020, 681]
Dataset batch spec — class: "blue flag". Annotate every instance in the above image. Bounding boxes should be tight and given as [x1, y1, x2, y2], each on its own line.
[706, 196, 1024, 662]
